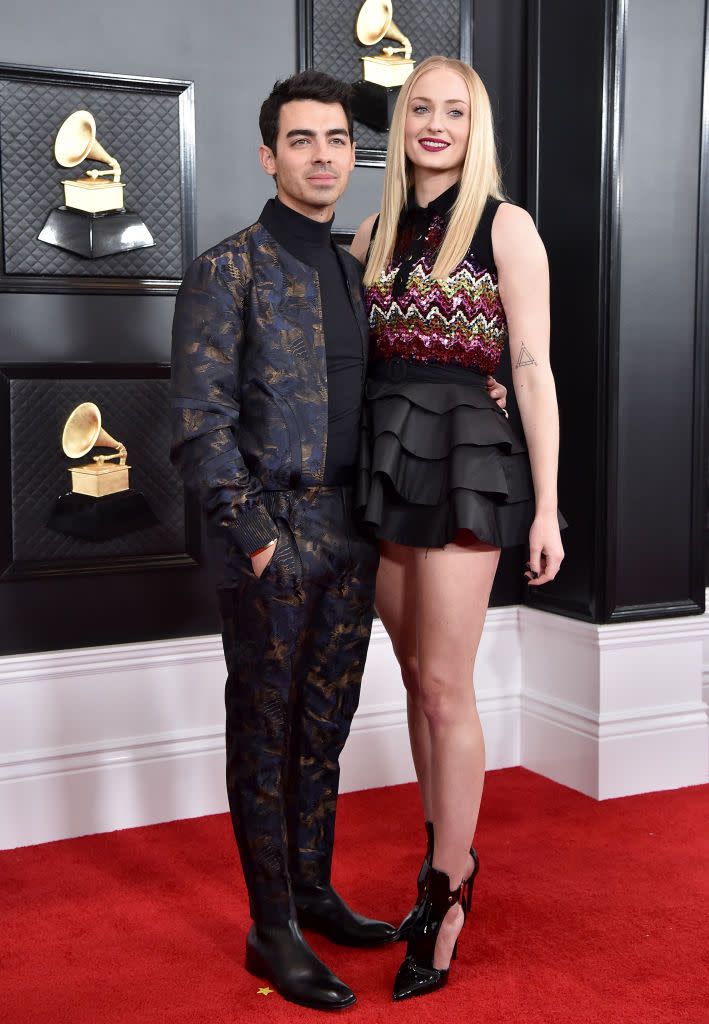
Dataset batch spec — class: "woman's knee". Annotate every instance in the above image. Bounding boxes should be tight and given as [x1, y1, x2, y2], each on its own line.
[398, 654, 421, 698]
[419, 669, 475, 728]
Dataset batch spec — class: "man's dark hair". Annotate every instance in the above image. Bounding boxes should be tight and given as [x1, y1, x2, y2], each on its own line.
[259, 70, 354, 152]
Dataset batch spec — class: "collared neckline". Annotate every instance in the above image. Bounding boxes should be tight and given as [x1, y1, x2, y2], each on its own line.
[406, 180, 460, 217]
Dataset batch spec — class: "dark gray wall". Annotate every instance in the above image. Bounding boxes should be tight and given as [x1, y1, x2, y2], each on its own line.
[615, 0, 705, 609]
[526, 0, 707, 622]
[473, 0, 528, 204]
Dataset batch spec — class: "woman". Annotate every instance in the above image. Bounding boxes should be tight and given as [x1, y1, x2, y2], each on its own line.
[351, 56, 565, 1000]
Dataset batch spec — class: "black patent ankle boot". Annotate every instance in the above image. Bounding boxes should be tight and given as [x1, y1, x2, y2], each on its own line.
[393, 867, 463, 1001]
[397, 824, 480, 942]
[245, 919, 356, 1010]
[396, 820, 434, 941]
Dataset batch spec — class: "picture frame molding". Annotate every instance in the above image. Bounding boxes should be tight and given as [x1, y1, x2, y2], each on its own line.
[0, 361, 200, 581]
[0, 62, 196, 296]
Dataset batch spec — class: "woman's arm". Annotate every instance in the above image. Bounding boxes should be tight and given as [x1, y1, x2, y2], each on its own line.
[350, 213, 378, 265]
[493, 203, 564, 585]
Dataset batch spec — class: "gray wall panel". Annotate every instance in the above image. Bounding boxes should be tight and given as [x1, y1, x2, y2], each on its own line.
[616, 0, 704, 607]
[526, 0, 706, 622]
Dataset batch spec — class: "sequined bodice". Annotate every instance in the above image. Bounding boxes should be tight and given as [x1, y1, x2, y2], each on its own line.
[365, 196, 508, 376]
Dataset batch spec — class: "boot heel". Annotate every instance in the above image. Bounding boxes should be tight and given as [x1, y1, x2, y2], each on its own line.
[464, 846, 480, 913]
[464, 875, 474, 914]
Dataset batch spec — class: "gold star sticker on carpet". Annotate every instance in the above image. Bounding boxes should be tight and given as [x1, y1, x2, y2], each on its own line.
[257, 986, 274, 996]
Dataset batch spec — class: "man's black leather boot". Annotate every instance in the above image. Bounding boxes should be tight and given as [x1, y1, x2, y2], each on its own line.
[294, 882, 397, 946]
[245, 919, 356, 1010]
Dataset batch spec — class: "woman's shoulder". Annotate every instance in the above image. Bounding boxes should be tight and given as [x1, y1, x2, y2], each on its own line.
[463, 198, 536, 278]
[350, 213, 380, 265]
[490, 202, 546, 271]
[489, 200, 537, 240]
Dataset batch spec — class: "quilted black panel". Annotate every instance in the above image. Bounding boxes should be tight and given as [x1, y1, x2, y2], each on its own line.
[9, 377, 186, 564]
[0, 78, 183, 278]
[310, 0, 463, 153]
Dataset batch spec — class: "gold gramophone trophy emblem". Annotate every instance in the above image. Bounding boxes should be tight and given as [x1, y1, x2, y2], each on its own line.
[47, 402, 156, 542]
[352, 0, 415, 132]
[38, 110, 154, 259]
[62, 402, 130, 497]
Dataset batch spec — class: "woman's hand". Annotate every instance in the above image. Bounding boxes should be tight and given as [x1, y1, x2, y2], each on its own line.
[487, 376, 508, 417]
[525, 513, 564, 585]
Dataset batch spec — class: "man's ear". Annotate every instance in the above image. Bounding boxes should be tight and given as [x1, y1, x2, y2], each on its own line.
[350, 140, 356, 171]
[259, 144, 276, 177]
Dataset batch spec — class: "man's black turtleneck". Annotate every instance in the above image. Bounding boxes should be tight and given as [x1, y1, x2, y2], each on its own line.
[260, 196, 363, 486]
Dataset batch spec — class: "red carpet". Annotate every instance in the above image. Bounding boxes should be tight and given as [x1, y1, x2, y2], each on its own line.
[1, 768, 708, 1024]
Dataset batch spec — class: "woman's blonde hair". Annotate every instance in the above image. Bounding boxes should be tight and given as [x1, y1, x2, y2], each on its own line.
[363, 56, 505, 287]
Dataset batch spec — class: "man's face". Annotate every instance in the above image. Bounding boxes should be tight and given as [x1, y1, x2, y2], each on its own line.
[259, 99, 356, 219]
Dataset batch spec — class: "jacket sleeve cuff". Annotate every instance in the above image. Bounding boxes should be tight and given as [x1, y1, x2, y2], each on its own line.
[231, 504, 278, 556]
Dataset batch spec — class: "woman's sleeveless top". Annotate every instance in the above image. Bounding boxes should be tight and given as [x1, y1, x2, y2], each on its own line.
[365, 186, 508, 376]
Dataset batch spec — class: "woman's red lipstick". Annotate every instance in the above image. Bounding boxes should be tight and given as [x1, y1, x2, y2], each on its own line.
[418, 138, 451, 152]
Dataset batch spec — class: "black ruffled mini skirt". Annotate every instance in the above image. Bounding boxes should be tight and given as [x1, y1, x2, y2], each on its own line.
[355, 357, 564, 549]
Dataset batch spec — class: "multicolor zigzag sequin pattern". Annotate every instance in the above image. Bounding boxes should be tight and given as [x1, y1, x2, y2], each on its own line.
[366, 211, 508, 375]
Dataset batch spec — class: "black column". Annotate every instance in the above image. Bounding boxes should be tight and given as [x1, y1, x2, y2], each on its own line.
[525, 0, 707, 623]
[700, 3, 709, 589]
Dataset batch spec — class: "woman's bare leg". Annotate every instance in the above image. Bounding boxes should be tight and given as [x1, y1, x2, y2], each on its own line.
[375, 540, 433, 821]
[414, 532, 500, 968]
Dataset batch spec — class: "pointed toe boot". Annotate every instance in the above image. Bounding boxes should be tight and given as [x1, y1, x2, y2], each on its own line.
[245, 920, 356, 1010]
[397, 821, 480, 943]
[392, 867, 464, 1002]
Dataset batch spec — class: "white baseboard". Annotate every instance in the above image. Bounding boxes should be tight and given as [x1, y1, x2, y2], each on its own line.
[702, 589, 709, 709]
[0, 609, 523, 849]
[0, 634, 227, 849]
[2, 596, 707, 849]
[520, 603, 709, 799]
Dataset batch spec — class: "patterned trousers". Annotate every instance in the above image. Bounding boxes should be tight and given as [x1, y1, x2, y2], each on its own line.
[218, 486, 379, 926]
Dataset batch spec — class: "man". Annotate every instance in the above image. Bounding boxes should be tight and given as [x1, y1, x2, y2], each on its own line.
[170, 71, 395, 1011]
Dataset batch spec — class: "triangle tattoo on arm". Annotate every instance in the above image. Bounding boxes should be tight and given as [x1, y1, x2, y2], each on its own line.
[515, 342, 537, 368]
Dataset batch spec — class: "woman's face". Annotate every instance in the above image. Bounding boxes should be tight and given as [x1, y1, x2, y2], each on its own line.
[404, 67, 471, 174]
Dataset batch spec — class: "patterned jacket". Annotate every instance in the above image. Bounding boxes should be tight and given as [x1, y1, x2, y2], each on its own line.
[170, 204, 369, 584]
